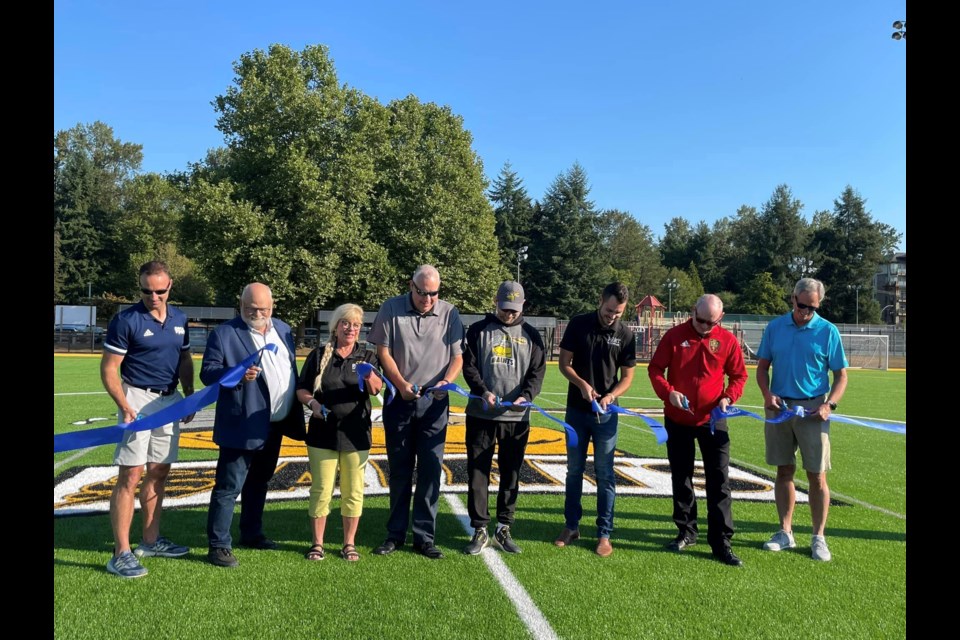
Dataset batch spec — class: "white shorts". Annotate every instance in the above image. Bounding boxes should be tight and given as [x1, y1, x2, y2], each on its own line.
[113, 384, 183, 466]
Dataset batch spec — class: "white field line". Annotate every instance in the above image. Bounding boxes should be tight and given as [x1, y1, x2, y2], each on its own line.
[54, 448, 96, 472]
[444, 494, 559, 640]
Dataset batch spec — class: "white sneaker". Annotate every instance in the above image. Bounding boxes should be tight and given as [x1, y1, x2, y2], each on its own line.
[762, 529, 796, 551]
[811, 535, 832, 562]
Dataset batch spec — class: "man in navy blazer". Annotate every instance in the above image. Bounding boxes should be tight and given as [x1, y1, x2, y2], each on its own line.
[201, 282, 305, 568]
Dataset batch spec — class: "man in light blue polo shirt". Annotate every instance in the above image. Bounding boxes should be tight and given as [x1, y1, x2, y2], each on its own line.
[100, 260, 195, 578]
[756, 277, 848, 562]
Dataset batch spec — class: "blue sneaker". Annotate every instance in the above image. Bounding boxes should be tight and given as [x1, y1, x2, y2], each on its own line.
[106, 551, 148, 579]
[134, 536, 189, 558]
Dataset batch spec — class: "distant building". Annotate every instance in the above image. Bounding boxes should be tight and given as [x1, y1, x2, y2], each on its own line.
[874, 252, 906, 326]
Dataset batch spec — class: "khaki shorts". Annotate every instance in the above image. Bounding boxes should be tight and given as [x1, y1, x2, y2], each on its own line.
[113, 384, 182, 466]
[764, 396, 831, 473]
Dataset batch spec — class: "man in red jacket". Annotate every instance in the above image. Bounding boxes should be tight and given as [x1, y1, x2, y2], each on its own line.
[648, 294, 748, 566]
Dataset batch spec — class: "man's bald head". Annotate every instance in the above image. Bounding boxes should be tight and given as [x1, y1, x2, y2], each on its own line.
[241, 282, 274, 332]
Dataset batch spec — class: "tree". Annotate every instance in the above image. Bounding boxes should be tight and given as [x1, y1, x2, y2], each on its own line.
[596, 209, 665, 303]
[54, 121, 143, 301]
[741, 185, 811, 294]
[809, 186, 902, 323]
[686, 261, 706, 304]
[53, 229, 65, 302]
[369, 95, 502, 311]
[738, 272, 789, 315]
[488, 162, 534, 274]
[524, 163, 605, 318]
[659, 217, 695, 271]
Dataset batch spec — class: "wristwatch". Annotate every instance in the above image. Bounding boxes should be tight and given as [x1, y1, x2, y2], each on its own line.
[827, 401, 838, 410]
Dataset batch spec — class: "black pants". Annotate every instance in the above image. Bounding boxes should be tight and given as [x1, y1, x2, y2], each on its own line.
[664, 417, 735, 553]
[465, 415, 530, 529]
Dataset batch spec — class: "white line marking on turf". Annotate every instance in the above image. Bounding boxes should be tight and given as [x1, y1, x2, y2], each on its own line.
[729, 457, 906, 520]
[444, 494, 559, 640]
[54, 448, 95, 471]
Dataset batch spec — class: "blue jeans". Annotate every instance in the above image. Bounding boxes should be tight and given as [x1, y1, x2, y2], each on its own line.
[207, 427, 283, 549]
[564, 407, 619, 539]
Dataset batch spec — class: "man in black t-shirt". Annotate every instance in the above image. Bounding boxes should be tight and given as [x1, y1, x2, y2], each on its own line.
[554, 282, 636, 558]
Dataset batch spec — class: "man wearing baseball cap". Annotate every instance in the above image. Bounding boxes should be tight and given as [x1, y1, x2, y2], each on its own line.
[461, 281, 546, 555]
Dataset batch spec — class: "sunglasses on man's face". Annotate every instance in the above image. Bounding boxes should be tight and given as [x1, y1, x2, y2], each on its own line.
[795, 301, 819, 311]
[413, 284, 439, 298]
[694, 315, 721, 327]
[141, 287, 169, 296]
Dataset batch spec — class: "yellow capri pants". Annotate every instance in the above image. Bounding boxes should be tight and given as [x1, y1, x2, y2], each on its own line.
[307, 446, 369, 518]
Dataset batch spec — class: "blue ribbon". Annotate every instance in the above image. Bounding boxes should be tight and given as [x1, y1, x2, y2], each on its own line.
[590, 400, 669, 444]
[709, 404, 906, 435]
[431, 382, 578, 448]
[54, 344, 279, 453]
[355, 362, 396, 404]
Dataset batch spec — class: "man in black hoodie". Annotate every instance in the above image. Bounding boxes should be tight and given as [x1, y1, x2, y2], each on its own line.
[461, 281, 546, 555]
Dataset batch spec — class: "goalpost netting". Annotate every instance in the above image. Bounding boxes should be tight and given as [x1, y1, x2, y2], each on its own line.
[840, 334, 889, 370]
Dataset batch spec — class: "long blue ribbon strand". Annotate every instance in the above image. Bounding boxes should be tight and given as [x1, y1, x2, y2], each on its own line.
[54, 345, 279, 453]
[429, 382, 579, 448]
[709, 405, 906, 435]
[590, 400, 669, 444]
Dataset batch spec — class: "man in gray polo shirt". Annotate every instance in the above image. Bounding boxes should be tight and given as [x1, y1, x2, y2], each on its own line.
[368, 265, 464, 559]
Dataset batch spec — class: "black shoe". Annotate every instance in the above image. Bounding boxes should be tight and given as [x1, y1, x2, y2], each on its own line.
[207, 547, 239, 568]
[413, 543, 445, 559]
[373, 539, 403, 555]
[714, 548, 743, 567]
[463, 528, 490, 555]
[667, 535, 696, 552]
[239, 536, 278, 550]
[494, 526, 522, 554]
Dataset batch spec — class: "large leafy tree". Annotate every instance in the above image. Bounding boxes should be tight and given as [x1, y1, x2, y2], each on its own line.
[524, 164, 606, 318]
[738, 271, 790, 315]
[369, 95, 502, 311]
[181, 44, 402, 323]
[488, 162, 534, 275]
[54, 121, 143, 301]
[659, 217, 695, 271]
[743, 185, 811, 294]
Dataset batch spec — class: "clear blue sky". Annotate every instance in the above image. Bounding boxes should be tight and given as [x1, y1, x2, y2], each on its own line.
[54, 0, 907, 250]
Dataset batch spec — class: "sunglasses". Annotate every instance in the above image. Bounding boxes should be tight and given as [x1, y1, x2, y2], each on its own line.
[795, 301, 819, 311]
[141, 287, 169, 296]
[413, 284, 439, 298]
[694, 315, 721, 327]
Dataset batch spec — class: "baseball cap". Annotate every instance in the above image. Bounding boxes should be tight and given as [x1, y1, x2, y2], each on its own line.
[496, 281, 525, 312]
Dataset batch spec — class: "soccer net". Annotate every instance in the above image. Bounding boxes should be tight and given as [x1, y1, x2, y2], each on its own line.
[840, 334, 889, 370]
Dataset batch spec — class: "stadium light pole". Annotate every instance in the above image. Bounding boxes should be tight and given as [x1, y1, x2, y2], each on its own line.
[663, 278, 679, 313]
[892, 20, 906, 40]
[848, 284, 863, 325]
[516, 245, 528, 284]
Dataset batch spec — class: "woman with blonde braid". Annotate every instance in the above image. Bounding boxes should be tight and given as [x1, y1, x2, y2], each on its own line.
[296, 304, 382, 561]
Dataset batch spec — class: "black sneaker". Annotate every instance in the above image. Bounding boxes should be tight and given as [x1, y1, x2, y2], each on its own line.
[667, 535, 696, 552]
[494, 526, 522, 554]
[463, 528, 490, 555]
[207, 547, 239, 568]
[714, 548, 743, 567]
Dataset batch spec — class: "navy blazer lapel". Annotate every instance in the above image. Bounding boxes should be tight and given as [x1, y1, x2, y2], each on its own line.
[233, 319, 258, 359]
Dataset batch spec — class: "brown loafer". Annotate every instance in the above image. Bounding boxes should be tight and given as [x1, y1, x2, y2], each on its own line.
[554, 527, 580, 547]
[596, 538, 613, 557]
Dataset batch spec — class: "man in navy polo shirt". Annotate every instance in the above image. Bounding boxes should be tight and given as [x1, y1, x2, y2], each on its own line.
[554, 282, 636, 558]
[100, 260, 195, 579]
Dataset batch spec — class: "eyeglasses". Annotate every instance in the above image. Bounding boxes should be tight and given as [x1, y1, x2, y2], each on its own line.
[141, 287, 169, 296]
[413, 285, 439, 298]
[339, 321, 362, 330]
[795, 301, 819, 311]
[243, 306, 272, 315]
[694, 315, 721, 327]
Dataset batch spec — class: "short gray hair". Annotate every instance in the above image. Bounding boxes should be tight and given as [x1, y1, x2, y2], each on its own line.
[793, 278, 825, 300]
[412, 264, 440, 285]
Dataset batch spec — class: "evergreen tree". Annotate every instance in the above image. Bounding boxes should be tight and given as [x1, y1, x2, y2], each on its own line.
[488, 162, 534, 274]
[524, 163, 605, 318]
